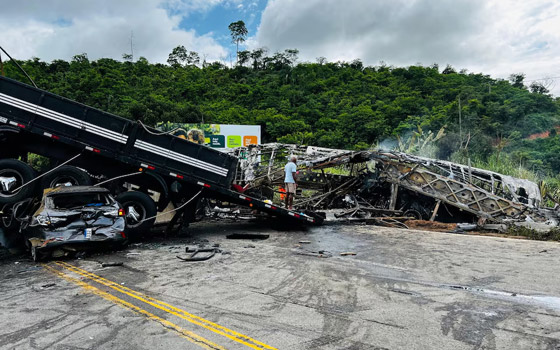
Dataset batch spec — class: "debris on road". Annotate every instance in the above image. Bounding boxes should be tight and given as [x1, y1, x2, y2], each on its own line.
[226, 233, 270, 240]
[101, 262, 124, 267]
[340, 252, 357, 256]
[295, 249, 332, 258]
[176, 247, 219, 262]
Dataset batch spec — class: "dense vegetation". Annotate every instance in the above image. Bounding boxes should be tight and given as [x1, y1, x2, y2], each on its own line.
[2, 49, 559, 183]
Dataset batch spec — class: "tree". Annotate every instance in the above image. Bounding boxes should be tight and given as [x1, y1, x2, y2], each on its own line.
[72, 53, 89, 64]
[228, 20, 248, 64]
[250, 48, 266, 69]
[237, 50, 250, 66]
[167, 45, 188, 67]
[185, 51, 200, 67]
[530, 81, 549, 94]
[284, 49, 299, 66]
[350, 59, 363, 70]
[316, 56, 327, 65]
[442, 64, 456, 74]
[509, 73, 526, 89]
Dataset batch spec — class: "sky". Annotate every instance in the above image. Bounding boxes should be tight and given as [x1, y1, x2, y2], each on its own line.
[1, 0, 559, 95]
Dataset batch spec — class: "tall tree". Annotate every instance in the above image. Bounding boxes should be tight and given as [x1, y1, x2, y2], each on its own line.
[228, 20, 248, 64]
[509, 73, 526, 89]
[185, 51, 200, 67]
[237, 50, 250, 66]
[250, 48, 266, 69]
[167, 45, 188, 67]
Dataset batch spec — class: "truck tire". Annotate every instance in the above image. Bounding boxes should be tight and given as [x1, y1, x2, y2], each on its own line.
[116, 191, 157, 239]
[0, 159, 36, 205]
[40, 165, 92, 189]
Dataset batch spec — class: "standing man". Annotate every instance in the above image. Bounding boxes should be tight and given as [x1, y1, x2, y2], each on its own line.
[284, 156, 298, 210]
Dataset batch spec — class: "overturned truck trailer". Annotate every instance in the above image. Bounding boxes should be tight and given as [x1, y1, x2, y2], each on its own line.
[231, 143, 560, 229]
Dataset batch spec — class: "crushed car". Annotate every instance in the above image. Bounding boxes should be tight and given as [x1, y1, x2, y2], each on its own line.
[19, 186, 127, 261]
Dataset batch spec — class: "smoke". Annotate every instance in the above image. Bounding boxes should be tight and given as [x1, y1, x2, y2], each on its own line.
[374, 127, 445, 160]
[375, 137, 399, 152]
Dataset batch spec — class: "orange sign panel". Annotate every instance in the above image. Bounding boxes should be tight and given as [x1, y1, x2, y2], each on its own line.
[243, 135, 258, 146]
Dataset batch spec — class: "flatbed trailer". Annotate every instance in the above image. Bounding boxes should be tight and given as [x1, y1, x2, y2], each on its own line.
[0, 76, 321, 236]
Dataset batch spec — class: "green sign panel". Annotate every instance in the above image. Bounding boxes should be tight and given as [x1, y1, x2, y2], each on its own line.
[227, 135, 242, 148]
[209, 135, 225, 148]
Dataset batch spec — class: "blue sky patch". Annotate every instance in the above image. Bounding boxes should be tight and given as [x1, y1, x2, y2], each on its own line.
[178, 0, 267, 49]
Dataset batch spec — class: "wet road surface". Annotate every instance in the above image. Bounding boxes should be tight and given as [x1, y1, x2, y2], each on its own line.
[1, 222, 559, 349]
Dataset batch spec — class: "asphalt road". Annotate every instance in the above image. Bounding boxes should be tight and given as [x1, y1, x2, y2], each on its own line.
[1, 221, 559, 350]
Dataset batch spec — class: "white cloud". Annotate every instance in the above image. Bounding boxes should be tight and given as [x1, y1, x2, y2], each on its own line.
[3, 0, 559, 94]
[256, 0, 560, 94]
[0, 0, 227, 63]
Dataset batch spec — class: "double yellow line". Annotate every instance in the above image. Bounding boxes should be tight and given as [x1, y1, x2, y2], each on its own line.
[46, 261, 276, 350]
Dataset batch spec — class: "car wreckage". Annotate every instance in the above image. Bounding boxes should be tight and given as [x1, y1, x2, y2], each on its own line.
[227, 143, 560, 231]
[19, 186, 126, 261]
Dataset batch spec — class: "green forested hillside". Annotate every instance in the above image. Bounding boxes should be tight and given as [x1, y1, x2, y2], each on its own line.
[2, 51, 560, 176]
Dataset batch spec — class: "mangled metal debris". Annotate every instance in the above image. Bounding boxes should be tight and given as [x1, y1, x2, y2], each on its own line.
[229, 143, 560, 231]
[20, 186, 127, 261]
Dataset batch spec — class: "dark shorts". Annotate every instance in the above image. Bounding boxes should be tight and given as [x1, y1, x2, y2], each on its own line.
[285, 183, 296, 193]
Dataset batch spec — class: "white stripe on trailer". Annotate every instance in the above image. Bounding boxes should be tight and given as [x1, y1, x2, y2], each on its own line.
[43, 132, 52, 137]
[0, 93, 128, 144]
[0, 94, 128, 143]
[134, 140, 229, 177]
[0, 93, 230, 177]
[0, 94, 127, 143]
[135, 140, 228, 176]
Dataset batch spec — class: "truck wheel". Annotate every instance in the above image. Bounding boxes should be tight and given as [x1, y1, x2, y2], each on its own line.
[41, 165, 92, 189]
[0, 159, 36, 205]
[116, 191, 157, 239]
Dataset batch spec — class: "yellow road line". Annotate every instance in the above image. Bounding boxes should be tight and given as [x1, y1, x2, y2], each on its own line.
[55, 261, 277, 350]
[43, 265, 226, 350]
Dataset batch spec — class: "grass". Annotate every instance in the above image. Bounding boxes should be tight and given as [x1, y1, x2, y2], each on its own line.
[506, 225, 560, 242]
[451, 151, 560, 206]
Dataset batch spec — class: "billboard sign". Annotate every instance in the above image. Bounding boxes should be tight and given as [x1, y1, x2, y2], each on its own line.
[156, 123, 261, 149]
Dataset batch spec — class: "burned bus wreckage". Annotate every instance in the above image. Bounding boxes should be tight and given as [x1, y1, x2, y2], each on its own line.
[228, 143, 560, 231]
